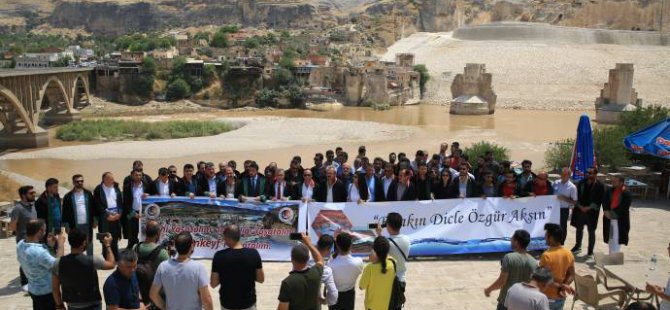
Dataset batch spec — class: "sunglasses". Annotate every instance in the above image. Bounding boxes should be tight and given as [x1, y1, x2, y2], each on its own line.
[74, 180, 84, 183]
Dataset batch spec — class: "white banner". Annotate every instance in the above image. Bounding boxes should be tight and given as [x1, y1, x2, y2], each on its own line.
[304, 196, 560, 256]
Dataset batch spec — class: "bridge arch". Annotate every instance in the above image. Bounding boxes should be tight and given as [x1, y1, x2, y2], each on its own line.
[0, 85, 35, 133]
[38, 76, 72, 114]
[71, 73, 91, 109]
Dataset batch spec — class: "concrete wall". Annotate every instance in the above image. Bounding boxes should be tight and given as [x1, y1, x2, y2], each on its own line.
[453, 22, 670, 46]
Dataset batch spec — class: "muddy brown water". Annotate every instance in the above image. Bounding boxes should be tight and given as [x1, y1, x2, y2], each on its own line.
[0, 105, 590, 187]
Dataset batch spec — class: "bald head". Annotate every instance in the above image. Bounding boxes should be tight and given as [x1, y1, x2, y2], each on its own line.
[223, 224, 241, 247]
[560, 167, 571, 182]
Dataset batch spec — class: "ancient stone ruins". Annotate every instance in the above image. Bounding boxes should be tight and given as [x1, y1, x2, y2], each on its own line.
[595, 63, 643, 124]
[450, 63, 496, 115]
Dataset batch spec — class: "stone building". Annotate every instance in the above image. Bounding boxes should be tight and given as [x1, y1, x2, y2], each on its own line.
[450, 63, 496, 115]
[594, 63, 643, 124]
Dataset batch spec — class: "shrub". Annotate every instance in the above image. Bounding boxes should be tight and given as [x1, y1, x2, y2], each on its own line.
[256, 89, 278, 108]
[166, 78, 191, 101]
[56, 120, 233, 142]
[463, 141, 510, 162]
[413, 64, 430, 97]
[545, 139, 575, 172]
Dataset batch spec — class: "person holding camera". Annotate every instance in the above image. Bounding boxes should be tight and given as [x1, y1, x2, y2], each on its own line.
[277, 233, 324, 310]
[52, 228, 116, 310]
[374, 213, 410, 286]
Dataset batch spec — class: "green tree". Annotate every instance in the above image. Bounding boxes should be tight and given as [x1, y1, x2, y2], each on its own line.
[166, 78, 191, 101]
[256, 89, 278, 108]
[413, 64, 430, 98]
[545, 139, 575, 171]
[210, 32, 229, 48]
[463, 141, 511, 163]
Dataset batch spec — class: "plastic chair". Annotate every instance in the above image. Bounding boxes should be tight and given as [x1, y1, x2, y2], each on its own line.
[571, 274, 627, 310]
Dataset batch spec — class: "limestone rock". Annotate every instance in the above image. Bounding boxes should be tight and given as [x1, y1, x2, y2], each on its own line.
[594, 63, 643, 124]
[450, 64, 496, 115]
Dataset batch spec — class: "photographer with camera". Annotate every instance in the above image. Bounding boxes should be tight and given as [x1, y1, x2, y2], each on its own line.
[52, 228, 115, 310]
[373, 213, 410, 299]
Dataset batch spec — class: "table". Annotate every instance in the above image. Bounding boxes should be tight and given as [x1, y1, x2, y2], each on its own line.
[625, 179, 649, 200]
[605, 263, 669, 304]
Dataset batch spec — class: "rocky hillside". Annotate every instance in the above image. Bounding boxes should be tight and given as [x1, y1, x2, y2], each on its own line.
[0, 0, 667, 37]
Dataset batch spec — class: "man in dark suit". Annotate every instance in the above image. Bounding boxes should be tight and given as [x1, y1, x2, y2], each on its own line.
[363, 165, 384, 202]
[62, 174, 96, 256]
[449, 163, 477, 198]
[387, 168, 417, 201]
[602, 175, 632, 254]
[311, 153, 326, 184]
[177, 164, 199, 197]
[315, 166, 347, 202]
[35, 178, 62, 235]
[379, 163, 396, 202]
[93, 172, 123, 260]
[197, 162, 226, 197]
[570, 167, 605, 255]
[122, 168, 150, 250]
[267, 168, 295, 201]
[412, 161, 433, 200]
[122, 160, 152, 189]
[148, 167, 178, 197]
[236, 161, 267, 202]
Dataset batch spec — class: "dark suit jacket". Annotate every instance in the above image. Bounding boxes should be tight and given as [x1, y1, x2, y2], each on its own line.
[235, 175, 267, 198]
[176, 177, 200, 196]
[294, 182, 316, 200]
[387, 180, 418, 201]
[267, 181, 296, 200]
[432, 182, 455, 199]
[412, 176, 433, 200]
[571, 179, 605, 229]
[314, 180, 347, 203]
[602, 188, 632, 245]
[62, 189, 96, 236]
[196, 175, 226, 197]
[122, 180, 150, 216]
[448, 177, 478, 198]
[93, 183, 124, 239]
[147, 179, 179, 196]
[122, 173, 153, 189]
[363, 175, 385, 202]
[35, 192, 62, 234]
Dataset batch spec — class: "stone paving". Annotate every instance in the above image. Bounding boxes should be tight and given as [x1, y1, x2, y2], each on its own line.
[1, 199, 668, 310]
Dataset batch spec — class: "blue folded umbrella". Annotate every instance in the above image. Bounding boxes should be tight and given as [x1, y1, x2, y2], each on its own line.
[624, 118, 670, 159]
[571, 114, 596, 181]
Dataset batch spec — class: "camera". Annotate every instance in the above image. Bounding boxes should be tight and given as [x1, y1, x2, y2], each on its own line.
[289, 232, 303, 240]
[96, 232, 108, 241]
[368, 222, 386, 229]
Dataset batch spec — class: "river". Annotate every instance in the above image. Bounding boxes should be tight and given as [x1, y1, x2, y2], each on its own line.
[0, 105, 590, 185]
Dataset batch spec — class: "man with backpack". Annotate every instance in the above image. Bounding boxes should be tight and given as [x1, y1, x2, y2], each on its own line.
[52, 228, 116, 310]
[374, 212, 410, 305]
[133, 220, 170, 308]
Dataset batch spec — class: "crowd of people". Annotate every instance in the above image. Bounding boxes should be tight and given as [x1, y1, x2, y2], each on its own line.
[7, 142, 667, 310]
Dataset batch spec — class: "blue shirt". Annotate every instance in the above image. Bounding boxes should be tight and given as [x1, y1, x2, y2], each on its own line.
[49, 196, 62, 230]
[367, 177, 376, 202]
[103, 270, 141, 309]
[16, 240, 55, 295]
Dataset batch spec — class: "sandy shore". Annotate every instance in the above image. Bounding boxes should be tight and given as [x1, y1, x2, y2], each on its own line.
[384, 32, 670, 111]
[0, 116, 418, 160]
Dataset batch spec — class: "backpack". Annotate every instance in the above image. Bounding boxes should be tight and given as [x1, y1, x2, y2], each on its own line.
[135, 242, 163, 304]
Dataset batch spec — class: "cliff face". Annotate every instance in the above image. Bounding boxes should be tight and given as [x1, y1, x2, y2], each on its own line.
[48, 0, 321, 36]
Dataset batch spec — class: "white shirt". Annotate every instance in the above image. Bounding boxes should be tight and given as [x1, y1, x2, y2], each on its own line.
[553, 179, 578, 209]
[132, 183, 144, 211]
[458, 179, 468, 198]
[347, 183, 360, 202]
[74, 190, 87, 225]
[274, 182, 285, 199]
[327, 253, 364, 292]
[661, 276, 670, 310]
[158, 179, 170, 197]
[382, 176, 393, 197]
[207, 176, 217, 196]
[327, 182, 334, 203]
[302, 183, 313, 200]
[366, 177, 376, 202]
[103, 185, 118, 211]
[388, 234, 410, 282]
[321, 265, 338, 306]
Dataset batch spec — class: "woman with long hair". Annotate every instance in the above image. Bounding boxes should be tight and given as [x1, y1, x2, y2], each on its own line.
[432, 169, 455, 199]
[347, 172, 370, 203]
[359, 236, 396, 310]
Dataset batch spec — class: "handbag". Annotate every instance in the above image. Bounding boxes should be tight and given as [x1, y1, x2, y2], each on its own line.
[388, 259, 406, 310]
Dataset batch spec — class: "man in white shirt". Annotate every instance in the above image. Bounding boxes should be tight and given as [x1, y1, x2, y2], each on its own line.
[553, 167, 578, 245]
[381, 163, 395, 201]
[62, 174, 96, 256]
[93, 172, 123, 260]
[316, 235, 338, 308]
[375, 212, 410, 285]
[504, 267, 552, 310]
[123, 169, 150, 250]
[327, 232, 363, 310]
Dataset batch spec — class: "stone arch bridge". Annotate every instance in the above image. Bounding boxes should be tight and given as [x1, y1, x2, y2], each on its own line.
[0, 68, 93, 148]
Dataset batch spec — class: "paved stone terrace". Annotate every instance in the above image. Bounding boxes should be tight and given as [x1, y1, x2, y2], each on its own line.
[1, 199, 668, 310]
